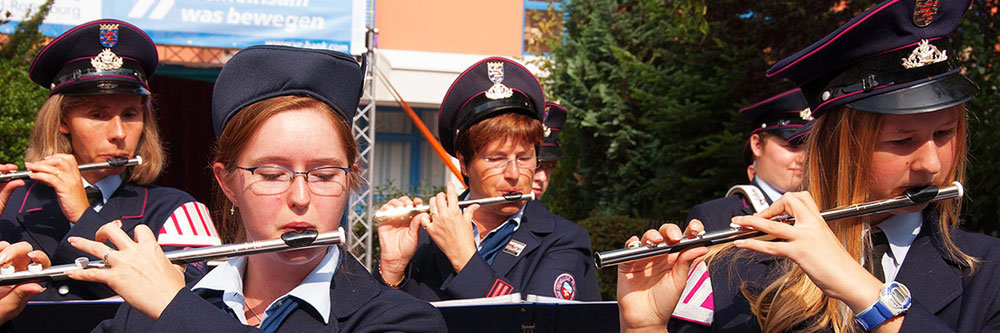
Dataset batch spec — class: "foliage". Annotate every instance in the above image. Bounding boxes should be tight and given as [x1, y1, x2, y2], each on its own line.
[0, 2, 52, 167]
[578, 215, 663, 300]
[955, 0, 1000, 236]
[546, 0, 1000, 239]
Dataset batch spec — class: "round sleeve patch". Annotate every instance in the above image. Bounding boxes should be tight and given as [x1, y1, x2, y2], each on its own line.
[553, 273, 576, 300]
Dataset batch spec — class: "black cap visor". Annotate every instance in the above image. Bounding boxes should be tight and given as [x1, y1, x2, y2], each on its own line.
[846, 73, 979, 114]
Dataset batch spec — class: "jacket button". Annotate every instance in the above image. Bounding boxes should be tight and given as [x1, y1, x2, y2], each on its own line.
[58, 285, 70, 295]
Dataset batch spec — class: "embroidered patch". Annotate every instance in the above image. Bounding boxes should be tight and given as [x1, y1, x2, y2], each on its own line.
[504, 239, 526, 257]
[488, 279, 514, 297]
[912, 0, 939, 27]
[553, 273, 576, 300]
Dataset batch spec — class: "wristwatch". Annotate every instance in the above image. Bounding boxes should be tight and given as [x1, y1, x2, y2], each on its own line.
[854, 281, 911, 331]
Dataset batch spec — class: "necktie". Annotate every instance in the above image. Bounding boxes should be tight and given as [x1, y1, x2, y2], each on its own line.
[85, 186, 103, 207]
[866, 228, 890, 282]
[478, 222, 516, 265]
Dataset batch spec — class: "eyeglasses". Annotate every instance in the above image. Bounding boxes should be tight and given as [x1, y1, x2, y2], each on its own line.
[480, 156, 537, 171]
[236, 165, 350, 196]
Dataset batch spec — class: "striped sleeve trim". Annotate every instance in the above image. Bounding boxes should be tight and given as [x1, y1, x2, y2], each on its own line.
[158, 202, 221, 247]
[671, 260, 714, 326]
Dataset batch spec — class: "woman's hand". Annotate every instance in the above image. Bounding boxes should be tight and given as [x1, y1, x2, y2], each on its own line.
[730, 191, 882, 312]
[66, 221, 185, 320]
[618, 221, 708, 333]
[421, 184, 478, 273]
[376, 195, 425, 285]
[25, 154, 89, 223]
[0, 164, 26, 213]
[0, 241, 51, 325]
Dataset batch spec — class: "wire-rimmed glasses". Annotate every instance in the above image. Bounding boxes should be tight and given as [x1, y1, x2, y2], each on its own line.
[237, 165, 350, 196]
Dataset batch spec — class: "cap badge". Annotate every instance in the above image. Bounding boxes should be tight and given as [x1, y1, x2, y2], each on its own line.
[91, 48, 124, 71]
[99, 24, 119, 48]
[799, 108, 814, 121]
[912, 0, 939, 27]
[901, 39, 947, 69]
[543, 124, 552, 138]
[485, 61, 514, 100]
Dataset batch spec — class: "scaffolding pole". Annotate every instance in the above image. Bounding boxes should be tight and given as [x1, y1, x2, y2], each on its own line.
[348, 3, 377, 269]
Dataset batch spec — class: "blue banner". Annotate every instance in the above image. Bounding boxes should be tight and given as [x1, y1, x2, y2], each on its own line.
[1, 0, 365, 54]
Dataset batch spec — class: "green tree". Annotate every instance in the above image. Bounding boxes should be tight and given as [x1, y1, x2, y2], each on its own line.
[0, 1, 52, 167]
[955, 0, 1000, 236]
[547, 0, 999, 237]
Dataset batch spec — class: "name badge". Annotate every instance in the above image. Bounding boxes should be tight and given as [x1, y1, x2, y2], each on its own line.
[504, 239, 526, 257]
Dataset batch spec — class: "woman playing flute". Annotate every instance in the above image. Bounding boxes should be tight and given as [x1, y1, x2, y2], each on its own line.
[0, 19, 219, 301]
[375, 57, 601, 301]
[618, 1, 1000, 332]
[66, 45, 445, 331]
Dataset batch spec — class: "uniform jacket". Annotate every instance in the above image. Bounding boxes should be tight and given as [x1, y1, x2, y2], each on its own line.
[94, 250, 447, 332]
[375, 199, 602, 301]
[670, 212, 1000, 332]
[685, 180, 771, 231]
[0, 179, 209, 300]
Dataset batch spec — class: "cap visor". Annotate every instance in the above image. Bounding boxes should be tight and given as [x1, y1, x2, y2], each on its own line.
[847, 74, 979, 114]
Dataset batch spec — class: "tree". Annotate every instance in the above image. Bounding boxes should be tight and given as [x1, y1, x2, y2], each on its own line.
[547, 0, 999, 236]
[0, 1, 52, 167]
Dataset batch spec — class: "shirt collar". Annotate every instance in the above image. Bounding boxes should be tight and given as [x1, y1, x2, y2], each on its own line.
[463, 192, 526, 246]
[875, 211, 922, 265]
[753, 177, 784, 202]
[81, 174, 123, 204]
[193, 245, 339, 324]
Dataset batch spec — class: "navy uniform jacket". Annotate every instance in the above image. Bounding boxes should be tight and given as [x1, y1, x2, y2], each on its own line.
[94, 250, 447, 332]
[685, 181, 771, 231]
[0, 179, 207, 300]
[375, 199, 601, 301]
[670, 212, 1000, 332]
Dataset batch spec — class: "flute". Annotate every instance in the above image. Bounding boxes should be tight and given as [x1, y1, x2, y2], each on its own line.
[0, 227, 344, 286]
[375, 192, 535, 222]
[0, 156, 143, 182]
[594, 182, 964, 268]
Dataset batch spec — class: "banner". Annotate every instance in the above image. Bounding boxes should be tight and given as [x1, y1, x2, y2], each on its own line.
[0, 0, 366, 54]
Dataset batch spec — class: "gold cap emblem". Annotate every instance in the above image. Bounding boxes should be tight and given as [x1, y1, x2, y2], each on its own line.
[91, 48, 124, 71]
[799, 108, 814, 121]
[901, 39, 947, 69]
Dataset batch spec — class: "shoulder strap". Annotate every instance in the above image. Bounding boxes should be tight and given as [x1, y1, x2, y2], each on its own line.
[726, 185, 769, 213]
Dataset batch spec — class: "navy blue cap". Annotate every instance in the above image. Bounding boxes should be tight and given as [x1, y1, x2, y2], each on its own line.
[739, 89, 811, 165]
[29, 19, 157, 96]
[211, 45, 364, 137]
[766, 0, 978, 118]
[539, 102, 567, 162]
[787, 120, 814, 147]
[438, 57, 545, 156]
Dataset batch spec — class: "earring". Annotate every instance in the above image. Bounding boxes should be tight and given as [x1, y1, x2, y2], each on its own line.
[230, 206, 235, 215]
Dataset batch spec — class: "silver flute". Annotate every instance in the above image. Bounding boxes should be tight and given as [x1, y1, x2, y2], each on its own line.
[375, 192, 535, 222]
[594, 182, 964, 268]
[0, 227, 344, 286]
[0, 156, 143, 182]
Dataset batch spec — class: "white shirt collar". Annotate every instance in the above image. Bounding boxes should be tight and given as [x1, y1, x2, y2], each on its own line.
[81, 174, 122, 211]
[753, 177, 783, 202]
[192, 245, 339, 324]
[462, 192, 526, 247]
[874, 211, 922, 281]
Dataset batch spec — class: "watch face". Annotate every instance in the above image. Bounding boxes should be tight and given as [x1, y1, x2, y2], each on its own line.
[883, 282, 912, 310]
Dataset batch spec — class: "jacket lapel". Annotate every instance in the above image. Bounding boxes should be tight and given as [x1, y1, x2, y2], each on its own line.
[53, 184, 147, 263]
[489, 200, 553, 277]
[894, 218, 962, 314]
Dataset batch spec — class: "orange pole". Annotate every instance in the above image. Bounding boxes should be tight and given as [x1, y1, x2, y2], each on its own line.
[376, 69, 466, 187]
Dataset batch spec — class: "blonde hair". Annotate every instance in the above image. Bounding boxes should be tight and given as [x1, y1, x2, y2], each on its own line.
[707, 105, 975, 332]
[25, 94, 166, 185]
[211, 96, 361, 244]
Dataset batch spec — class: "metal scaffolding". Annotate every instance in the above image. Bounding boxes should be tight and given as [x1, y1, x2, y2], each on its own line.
[348, 3, 378, 270]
